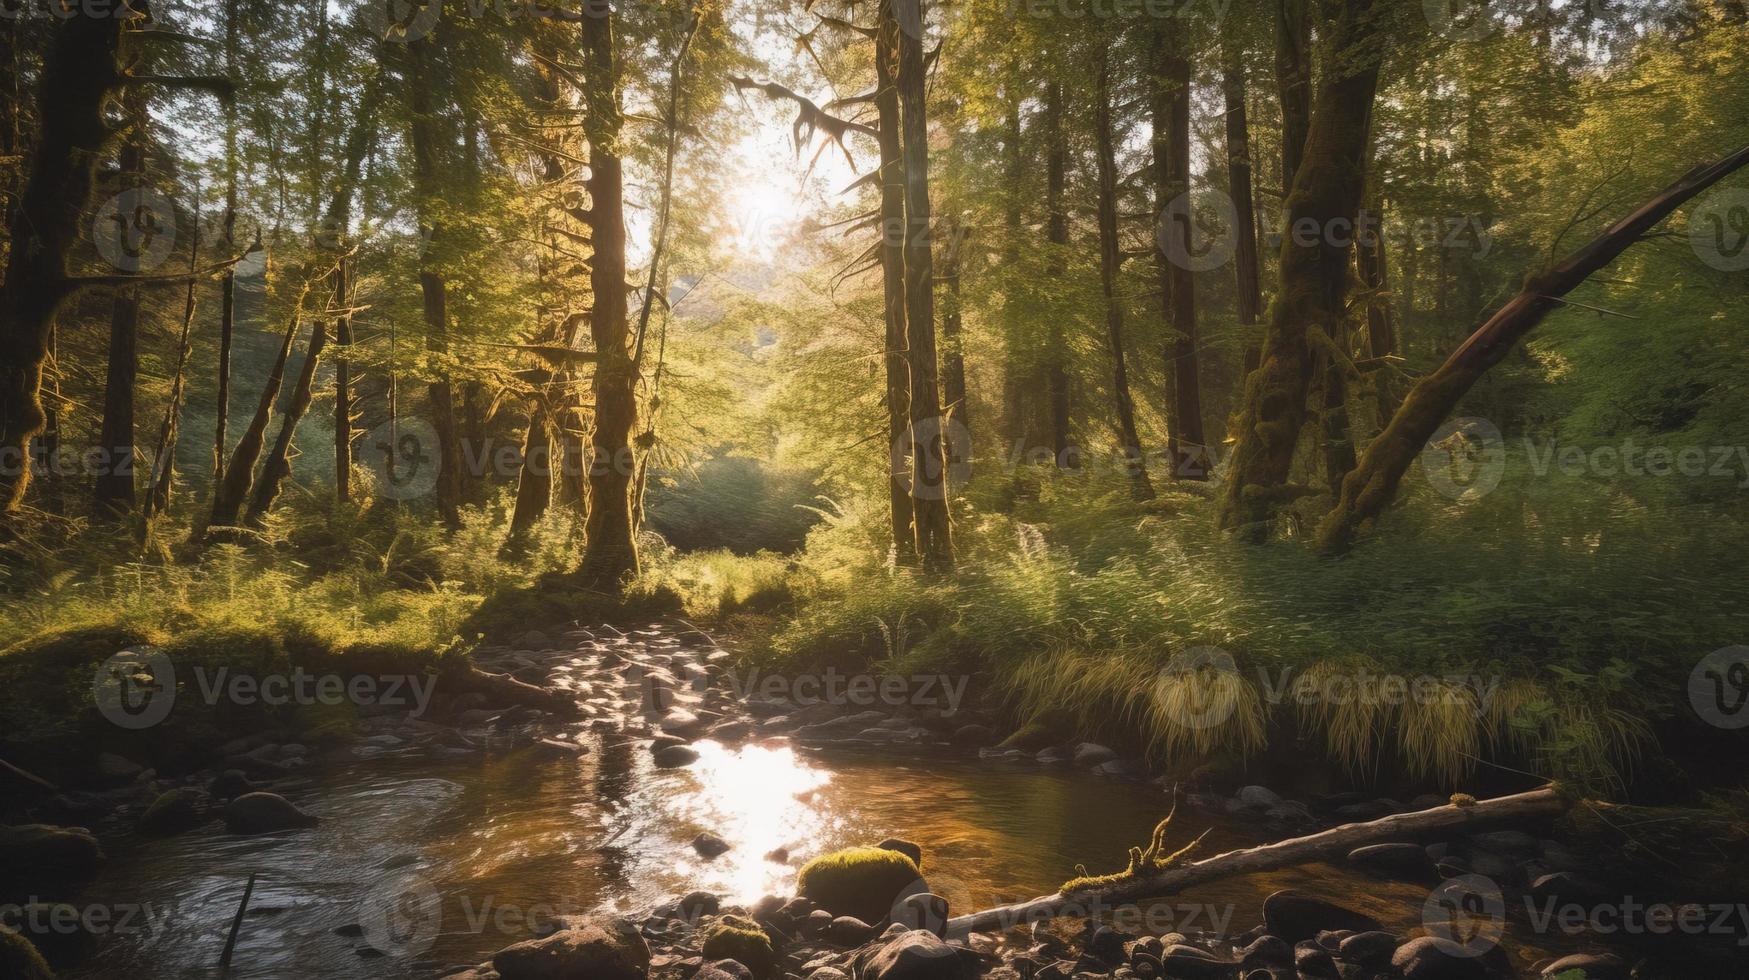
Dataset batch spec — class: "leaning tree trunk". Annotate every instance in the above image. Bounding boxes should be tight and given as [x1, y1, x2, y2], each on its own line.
[144, 209, 204, 520]
[892, 0, 953, 571]
[1316, 143, 1749, 554]
[203, 290, 310, 535]
[1154, 22, 1207, 482]
[0, 13, 123, 514]
[1218, 0, 1384, 539]
[1092, 42, 1154, 500]
[245, 317, 327, 524]
[874, 9, 914, 564]
[1043, 80, 1074, 468]
[576, 0, 642, 587]
[1223, 33, 1263, 328]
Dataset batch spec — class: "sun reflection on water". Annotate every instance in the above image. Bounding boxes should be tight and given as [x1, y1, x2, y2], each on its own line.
[667, 740, 833, 904]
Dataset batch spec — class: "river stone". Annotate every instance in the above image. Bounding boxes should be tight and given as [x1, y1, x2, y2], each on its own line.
[224, 792, 319, 834]
[679, 891, 721, 921]
[1260, 891, 1380, 944]
[861, 930, 976, 980]
[0, 928, 53, 980]
[97, 752, 144, 781]
[808, 969, 852, 980]
[1072, 743, 1117, 767]
[1236, 934, 1289, 971]
[139, 788, 207, 836]
[1469, 830, 1539, 857]
[950, 724, 995, 747]
[0, 823, 105, 895]
[876, 838, 924, 865]
[698, 959, 756, 980]
[1160, 945, 1234, 980]
[1085, 925, 1131, 964]
[1346, 842, 1435, 881]
[893, 893, 948, 938]
[1294, 942, 1340, 979]
[829, 915, 877, 946]
[1390, 937, 1487, 980]
[694, 832, 731, 858]
[655, 745, 701, 768]
[1540, 952, 1629, 979]
[1235, 785, 1282, 808]
[1529, 871, 1613, 905]
[495, 920, 651, 980]
[1335, 931, 1399, 969]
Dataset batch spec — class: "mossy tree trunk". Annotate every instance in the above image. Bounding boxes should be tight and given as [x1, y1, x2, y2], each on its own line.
[1316, 143, 1749, 553]
[1217, 0, 1383, 539]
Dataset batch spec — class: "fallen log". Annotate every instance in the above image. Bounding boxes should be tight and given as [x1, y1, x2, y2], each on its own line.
[946, 785, 1572, 936]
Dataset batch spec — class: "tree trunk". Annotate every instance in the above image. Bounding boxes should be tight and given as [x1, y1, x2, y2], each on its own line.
[1154, 23, 1207, 481]
[204, 292, 310, 535]
[1223, 35, 1263, 328]
[577, 0, 641, 587]
[1319, 319, 1356, 497]
[94, 283, 141, 515]
[1274, 0, 1311, 194]
[1043, 81, 1074, 468]
[892, 0, 953, 571]
[506, 403, 551, 546]
[939, 215, 969, 466]
[245, 317, 327, 524]
[213, 0, 241, 497]
[1218, 0, 1384, 538]
[1316, 144, 1749, 554]
[0, 13, 123, 513]
[874, 9, 914, 564]
[332, 258, 355, 502]
[1093, 43, 1154, 500]
[144, 210, 203, 520]
[1356, 203, 1399, 426]
[408, 38, 464, 530]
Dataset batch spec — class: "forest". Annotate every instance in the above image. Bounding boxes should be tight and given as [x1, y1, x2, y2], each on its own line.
[1, 0, 1748, 978]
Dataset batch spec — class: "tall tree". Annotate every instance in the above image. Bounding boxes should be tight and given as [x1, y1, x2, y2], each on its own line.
[93, 94, 147, 516]
[875, 4, 916, 563]
[1042, 79, 1074, 468]
[1223, 30, 1263, 328]
[1153, 20, 1207, 481]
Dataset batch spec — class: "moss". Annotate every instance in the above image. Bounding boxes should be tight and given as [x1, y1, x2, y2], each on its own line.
[0, 927, 55, 980]
[796, 846, 924, 923]
[997, 707, 1071, 752]
[138, 788, 205, 836]
[699, 915, 775, 978]
[1059, 800, 1209, 895]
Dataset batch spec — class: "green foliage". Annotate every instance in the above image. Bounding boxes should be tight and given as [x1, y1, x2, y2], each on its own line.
[795, 846, 924, 924]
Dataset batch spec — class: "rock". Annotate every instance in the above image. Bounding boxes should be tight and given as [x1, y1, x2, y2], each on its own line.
[1529, 871, 1613, 905]
[1237, 935, 1291, 971]
[1390, 936, 1487, 980]
[0, 824, 105, 897]
[223, 793, 320, 834]
[208, 769, 256, 800]
[0, 928, 54, 980]
[861, 930, 976, 980]
[1346, 842, 1435, 881]
[1260, 891, 1380, 944]
[701, 916, 775, 979]
[797, 846, 925, 923]
[699, 960, 757, 980]
[829, 916, 877, 946]
[808, 969, 852, 980]
[139, 788, 207, 836]
[655, 745, 701, 768]
[949, 724, 995, 747]
[494, 920, 651, 980]
[893, 893, 948, 938]
[1539, 952, 1629, 979]
[1085, 925, 1130, 964]
[1538, 840, 1584, 872]
[1235, 785, 1282, 808]
[1293, 942, 1340, 979]
[679, 891, 721, 920]
[97, 752, 144, 781]
[764, 847, 790, 864]
[6, 901, 96, 968]
[1072, 743, 1117, 767]
[1159, 945, 1234, 980]
[334, 923, 365, 937]
[1091, 759, 1149, 779]
[1334, 931, 1398, 970]
[1465, 849, 1516, 882]
[1469, 830, 1538, 857]
[805, 909, 835, 937]
[1035, 746, 1071, 764]
[876, 838, 924, 866]
[694, 832, 731, 858]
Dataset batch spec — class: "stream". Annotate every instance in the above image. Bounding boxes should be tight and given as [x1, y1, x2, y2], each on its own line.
[62, 627, 1606, 979]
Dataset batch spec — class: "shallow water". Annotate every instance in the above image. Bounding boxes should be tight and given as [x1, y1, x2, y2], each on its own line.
[66, 738, 1596, 979]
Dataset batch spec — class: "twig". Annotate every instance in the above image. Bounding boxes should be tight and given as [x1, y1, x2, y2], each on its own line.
[219, 872, 256, 971]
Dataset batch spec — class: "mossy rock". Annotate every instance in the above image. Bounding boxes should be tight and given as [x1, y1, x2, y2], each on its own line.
[699, 915, 775, 979]
[0, 825, 104, 902]
[139, 788, 208, 836]
[998, 708, 1071, 753]
[0, 928, 55, 980]
[796, 846, 925, 924]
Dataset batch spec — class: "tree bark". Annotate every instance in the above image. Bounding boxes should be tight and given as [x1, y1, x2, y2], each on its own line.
[1355, 203, 1399, 426]
[0, 13, 124, 513]
[408, 38, 464, 530]
[1154, 23, 1207, 481]
[1218, 0, 1383, 538]
[245, 317, 327, 524]
[1093, 42, 1153, 500]
[204, 288, 311, 535]
[939, 215, 969, 465]
[144, 207, 203, 520]
[874, 7, 914, 563]
[576, 0, 642, 586]
[892, 0, 953, 571]
[332, 258, 355, 502]
[947, 786, 1571, 936]
[1223, 34, 1263, 328]
[1043, 81, 1074, 468]
[213, 0, 241, 497]
[1274, 0, 1311, 195]
[1316, 144, 1749, 554]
